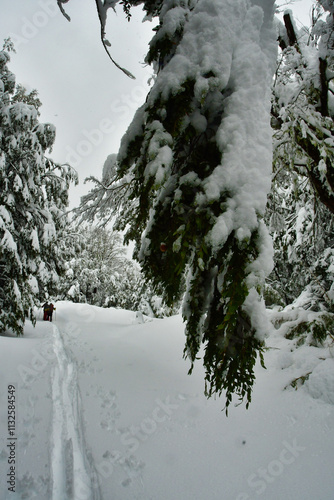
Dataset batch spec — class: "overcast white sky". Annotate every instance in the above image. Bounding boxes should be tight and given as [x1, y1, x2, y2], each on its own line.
[0, 0, 315, 208]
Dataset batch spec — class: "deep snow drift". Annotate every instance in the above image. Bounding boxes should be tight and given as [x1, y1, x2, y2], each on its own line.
[0, 301, 334, 499]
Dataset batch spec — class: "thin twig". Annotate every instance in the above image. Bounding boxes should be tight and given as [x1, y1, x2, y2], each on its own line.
[94, 0, 135, 79]
[57, 0, 71, 21]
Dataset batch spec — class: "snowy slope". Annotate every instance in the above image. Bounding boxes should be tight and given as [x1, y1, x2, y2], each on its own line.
[0, 302, 334, 500]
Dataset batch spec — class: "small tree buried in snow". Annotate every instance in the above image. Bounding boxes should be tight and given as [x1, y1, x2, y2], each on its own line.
[0, 42, 78, 336]
[74, 0, 277, 411]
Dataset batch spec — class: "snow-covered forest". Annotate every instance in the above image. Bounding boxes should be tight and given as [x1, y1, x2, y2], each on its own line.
[0, 0, 334, 498]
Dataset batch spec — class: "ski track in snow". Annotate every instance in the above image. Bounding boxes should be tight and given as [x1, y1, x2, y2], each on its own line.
[51, 324, 101, 500]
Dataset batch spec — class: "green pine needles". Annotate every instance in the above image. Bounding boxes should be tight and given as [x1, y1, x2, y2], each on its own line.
[112, 0, 276, 411]
[78, 0, 277, 411]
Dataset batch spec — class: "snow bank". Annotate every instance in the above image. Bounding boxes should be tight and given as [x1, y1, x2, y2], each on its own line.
[0, 302, 334, 499]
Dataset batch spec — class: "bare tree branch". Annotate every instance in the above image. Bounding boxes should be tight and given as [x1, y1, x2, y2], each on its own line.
[57, 0, 71, 21]
[94, 0, 136, 79]
[283, 12, 298, 47]
[56, 0, 135, 78]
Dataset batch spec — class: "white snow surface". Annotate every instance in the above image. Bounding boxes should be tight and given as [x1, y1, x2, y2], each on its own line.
[0, 301, 334, 500]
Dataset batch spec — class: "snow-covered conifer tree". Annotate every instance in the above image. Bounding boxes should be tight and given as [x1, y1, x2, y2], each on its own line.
[267, 3, 334, 336]
[0, 43, 78, 335]
[265, 161, 334, 311]
[59, 223, 179, 317]
[272, 5, 334, 294]
[273, 3, 334, 213]
[59, 226, 126, 305]
[75, 0, 277, 409]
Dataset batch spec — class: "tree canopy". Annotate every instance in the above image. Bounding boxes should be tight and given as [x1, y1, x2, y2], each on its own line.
[0, 41, 78, 335]
[59, 0, 334, 410]
[72, 0, 278, 410]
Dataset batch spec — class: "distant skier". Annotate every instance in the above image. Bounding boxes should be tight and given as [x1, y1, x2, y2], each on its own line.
[42, 302, 55, 321]
[47, 303, 55, 322]
[42, 302, 49, 321]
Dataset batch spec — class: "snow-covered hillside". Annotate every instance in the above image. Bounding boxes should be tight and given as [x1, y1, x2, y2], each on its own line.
[0, 302, 334, 499]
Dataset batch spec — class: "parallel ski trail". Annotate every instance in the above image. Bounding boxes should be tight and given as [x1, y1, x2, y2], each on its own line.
[51, 324, 101, 500]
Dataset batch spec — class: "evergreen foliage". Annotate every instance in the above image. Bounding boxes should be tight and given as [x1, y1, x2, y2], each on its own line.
[66, 0, 334, 408]
[59, 224, 179, 317]
[268, 4, 334, 330]
[77, 0, 277, 410]
[273, 5, 334, 214]
[59, 225, 127, 305]
[0, 45, 78, 335]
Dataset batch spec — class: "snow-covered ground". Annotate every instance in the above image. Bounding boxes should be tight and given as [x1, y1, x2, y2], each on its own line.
[0, 301, 334, 500]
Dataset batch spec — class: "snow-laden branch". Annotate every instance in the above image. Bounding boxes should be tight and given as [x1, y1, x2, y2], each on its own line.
[56, 0, 135, 79]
